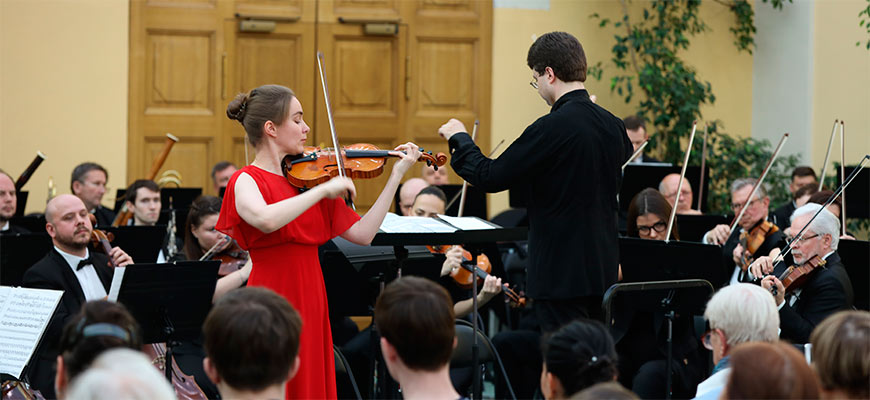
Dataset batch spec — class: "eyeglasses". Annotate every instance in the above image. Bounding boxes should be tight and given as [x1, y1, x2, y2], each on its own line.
[529, 79, 538, 89]
[637, 221, 667, 235]
[785, 233, 820, 245]
[731, 198, 759, 211]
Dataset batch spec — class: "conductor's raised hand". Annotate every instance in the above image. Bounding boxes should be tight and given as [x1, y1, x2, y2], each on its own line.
[108, 247, 134, 267]
[319, 176, 356, 200]
[390, 142, 422, 177]
[438, 118, 467, 141]
[749, 255, 775, 278]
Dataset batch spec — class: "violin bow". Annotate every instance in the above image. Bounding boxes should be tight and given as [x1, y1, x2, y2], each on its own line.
[818, 120, 839, 191]
[839, 121, 846, 235]
[664, 121, 697, 243]
[621, 140, 649, 171]
[696, 122, 709, 213]
[200, 235, 232, 261]
[727, 133, 789, 237]
[316, 51, 354, 210]
[767, 154, 869, 274]
[457, 120, 479, 217]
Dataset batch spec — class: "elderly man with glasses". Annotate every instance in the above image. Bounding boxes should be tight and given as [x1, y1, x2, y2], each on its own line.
[750, 203, 854, 343]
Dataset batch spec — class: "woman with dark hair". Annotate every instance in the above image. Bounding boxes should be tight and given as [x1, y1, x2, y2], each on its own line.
[810, 311, 870, 399]
[626, 188, 678, 241]
[722, 341, 820, 399]
[218, 84, 420, 399]
[540, 320, 619, 399]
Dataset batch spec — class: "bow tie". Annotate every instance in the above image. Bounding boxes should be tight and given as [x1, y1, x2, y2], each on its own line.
[76, 256, 95, 270]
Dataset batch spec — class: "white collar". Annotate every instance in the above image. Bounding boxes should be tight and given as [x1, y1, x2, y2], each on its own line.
[55, 246, 91, 270]
[0, 221, 8, 231]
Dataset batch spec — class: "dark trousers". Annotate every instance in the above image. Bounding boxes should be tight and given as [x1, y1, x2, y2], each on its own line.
[491, 329, 542, 399]
[534, 296, 604, 333]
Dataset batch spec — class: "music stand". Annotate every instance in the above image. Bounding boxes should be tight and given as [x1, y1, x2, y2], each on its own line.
[676, 214, 730, 243]
[104, 226, 167, 263]
[619, 237, 728, 288]
[439, 184, 488, 220]
[838, 240, 869, 311]
[621, 165, 710, 213]
[0, 233, 52, 287]
[8, 215, 46, 234]
[115, 261, 219, 380]
[837, 166, 868, 218]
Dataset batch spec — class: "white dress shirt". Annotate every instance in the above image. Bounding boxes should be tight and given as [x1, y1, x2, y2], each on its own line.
[54, 246, 108, 301]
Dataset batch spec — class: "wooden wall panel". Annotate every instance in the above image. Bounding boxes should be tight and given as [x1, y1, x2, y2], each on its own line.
[145, 31, 214, 115]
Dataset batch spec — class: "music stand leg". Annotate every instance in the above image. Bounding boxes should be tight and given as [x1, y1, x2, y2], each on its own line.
[662, 293, 675, 400]
[469, 247, 482, 400]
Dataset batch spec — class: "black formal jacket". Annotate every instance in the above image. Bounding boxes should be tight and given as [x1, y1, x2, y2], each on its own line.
[21, 249, 113, 399]
[771, 201, 796, 231]
[448, 89, 633, 299]
[779, 252, 853, 343]
[1, 223, 31, 235]
[92, 206, 116, 228]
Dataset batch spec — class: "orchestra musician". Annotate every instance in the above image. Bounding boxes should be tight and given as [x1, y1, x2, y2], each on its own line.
[752, 204, 854, 343]
[21, 194, 134, 399]
[0, 169, 29, 234]
[211, 161, 237, 195]
[422, 163, 448, 185]
[397, 177, 428, 216]
[626, 188, 679, 240]
[623, 115, 659, 164]
[216, 84, 421, 399]
[123, 180, 161, 227]
[437, 31, 633, 329]
[771, 166, 817, 230]
[70, 162, 115, 227]
[659, 173, 702, 215]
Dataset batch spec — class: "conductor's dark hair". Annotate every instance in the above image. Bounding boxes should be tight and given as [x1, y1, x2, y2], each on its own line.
[227, 85, 296, 148]
[59, 300, 142, 381]
[124, 179, 159, 204]
[184, 195, 222, 261]
[527, 32, 587, 82]
[626, 188, 679, 240]
[211, 161, 237, 180]
[203, 287, 302, 391]
[70, 162, 108, 192]
[375, 276, 455, 371]
[623, 115, 645, 132]
[791, 166, 817, 181]
[542, 320, 618, 397]
[415, 185, 447, 204]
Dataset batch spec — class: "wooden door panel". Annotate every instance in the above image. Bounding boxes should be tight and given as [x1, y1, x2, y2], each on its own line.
[235, 0, 309, 20]
[145, 31, 215, 116]
[145, 137, 213, 191]
[319, 0, 404, 22]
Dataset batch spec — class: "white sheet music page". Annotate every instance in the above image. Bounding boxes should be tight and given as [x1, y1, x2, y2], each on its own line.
[0, 286, 63, 379]
[379, 213, 457, 233]
[107, 266, 126, 302]
[436, 215, 497, 230]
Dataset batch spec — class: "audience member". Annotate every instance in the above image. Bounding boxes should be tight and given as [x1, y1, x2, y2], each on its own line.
[70, 163, 114, 227]
[721, 341, 820, 399]
[541, 320, 618, 399]
[0, 169, 29, 234]
[203, 287, 302, 400]
[398, 177, 428, 215]
[570, 382, 638, 400]
[422, 164, 448, 185]
[374, 276, 458, 400]
[772, 166, 818, 230]
[809, 310, 870, 400]
[211, 161, 237, 195]
[64, 349, 176, 400]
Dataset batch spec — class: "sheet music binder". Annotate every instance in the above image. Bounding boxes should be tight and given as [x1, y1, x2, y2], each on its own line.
[0, 286, 63, 381]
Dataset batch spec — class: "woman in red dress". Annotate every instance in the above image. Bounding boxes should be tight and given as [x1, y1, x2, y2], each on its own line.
[216, 84, 420, 399]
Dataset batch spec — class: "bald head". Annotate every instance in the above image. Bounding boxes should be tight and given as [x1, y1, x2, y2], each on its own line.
[45, 194, 92, 253]
[45, 194, 87, 224]
[659, 173, 694, 213]
[399, 178, 429, 216]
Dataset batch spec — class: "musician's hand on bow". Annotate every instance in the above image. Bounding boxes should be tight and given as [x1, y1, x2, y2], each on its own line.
[108, 247, 134, 267]
[318, 176, 356, 200]
[390, 142, 422, 177]
[438, 118, 467, 141]
[732, 243, 746, 265]
[749, 256, 775, 278]
[706, 224, 730, 245]
[761, 275, 785, 306]
[440, 246, 464, 277]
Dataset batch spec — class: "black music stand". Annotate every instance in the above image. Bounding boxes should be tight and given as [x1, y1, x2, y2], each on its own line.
[619, 237, 728, 287]
[371, 218, 527, 400]
[104, 226, 166, 263]
[837, 166, 869, 218]
[439, 184, 488, 220]
[676, 214, 730, 243]
[621, 165, 710, 212]
[8, 215, 45, 233]
[0, 233, 52, 287]
[838, 240, 869, 311]
[115, 261, 219, 381]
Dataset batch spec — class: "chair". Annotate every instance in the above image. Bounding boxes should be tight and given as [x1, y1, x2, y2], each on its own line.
[334, 345, 363, 400]
[450, 319, 517, 400]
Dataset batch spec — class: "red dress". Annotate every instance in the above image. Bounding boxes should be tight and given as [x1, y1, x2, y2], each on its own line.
[216, 165, 360, 399]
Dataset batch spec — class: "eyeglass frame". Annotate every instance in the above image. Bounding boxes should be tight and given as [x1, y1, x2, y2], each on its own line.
[637, 221, 667, 235]
[785, 233, 820, 245]
[731, 197, 761, 212]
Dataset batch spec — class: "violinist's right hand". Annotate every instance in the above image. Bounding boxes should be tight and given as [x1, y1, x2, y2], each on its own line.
[749, 256, 775, 278]
[732, 243, 745, 265]
[318, 176, 356, 200]
[705, 224, 730, 245]
[440, 246, 464, 277]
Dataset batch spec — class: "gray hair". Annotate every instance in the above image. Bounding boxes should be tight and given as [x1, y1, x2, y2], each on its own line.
[791, 203, 840, 251]
[65, 349, 175, 400]
[704, 284, 779, 347]
[730, 177, 768, 199]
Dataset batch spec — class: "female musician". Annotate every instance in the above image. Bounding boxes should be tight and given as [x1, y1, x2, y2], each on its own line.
[626, 188, 679, 241]
[217, 84, 420, 399]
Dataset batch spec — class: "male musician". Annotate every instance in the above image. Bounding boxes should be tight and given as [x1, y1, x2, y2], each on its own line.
[0, 169, 29, 234]
[659, 173, 702, 215]
[22, 194, 133, 398]
[71, 162, 115, 227]
[771, 166, 817, 230]
[752, 204, 854, 343]
[437, 31, 632, 329]
[211, 161, 237, 195]
[422, 164, 448, 185]
[702, 178, 785, 285]
[397, 177, 428, 216]
[124, 179, 161, 227]
[623, 115, 659, 164]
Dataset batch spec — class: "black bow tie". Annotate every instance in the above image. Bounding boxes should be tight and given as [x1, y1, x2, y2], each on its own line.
[76, 256, 95, 270]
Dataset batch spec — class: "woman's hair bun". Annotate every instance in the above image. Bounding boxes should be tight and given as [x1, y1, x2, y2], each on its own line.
[226, 92, 249, 121]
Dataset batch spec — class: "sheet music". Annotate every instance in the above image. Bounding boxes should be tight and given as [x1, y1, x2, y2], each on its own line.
[107, 266, 126, 302]
[379, 213, 457, 233]
[436, 215, 497, 231]
[0, 286, 63, 379]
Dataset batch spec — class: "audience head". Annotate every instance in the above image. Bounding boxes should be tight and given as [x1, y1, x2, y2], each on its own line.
[211, 161, 237, 194]
[70, 163, 108, 211]
[790, 204, 839, 264]
[793, 183, 819, 208]
[810, 311, 870, 399]
[422, 164, 448, 185]
[124, 180, 161, 226]
[45, 194, 93, 253]
[789, 166, 818, 195]
[730, 178, 770, 230]
[375, 276, 455, 378]
[203, 287, 302, 396]
[541, 320, 618, 399]
[0, 169, 16, 223]
[703, 283, 779, 364]
[412, 185, 447, 218]
[658, 174, 694, 214]
[184, 195, 223, 260]
[722, 341, 820, 399]
[63, 349, 175, 400]
[807, 190, 842, 218]
[398, 178, 428, 216]
[622, 115, 647, 152]
[227, 85, 303, 152]
[626, 188, 677, 241]
[55, 300, 142, 398]
[570, 382, 638, 400]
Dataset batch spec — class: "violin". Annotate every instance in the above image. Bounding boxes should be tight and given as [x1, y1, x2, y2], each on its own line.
[737, 220, 779, 271]
[282, 143, 447, 189]
[88, 214, 117, 268]
[773, 254, 826, 295]
[143, 343, 207, 400]
[200, 235, 249, 277]
[428, 245, 526, 308]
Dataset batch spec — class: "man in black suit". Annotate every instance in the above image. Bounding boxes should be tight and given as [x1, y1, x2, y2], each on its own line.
[0, 170, 30, 234]
[71, 162, 115, 227]
[753, 203, 853, 343]
[437, 32, 633, 330]
[771, 166, 817, 230]
[22, 194, 133, 398]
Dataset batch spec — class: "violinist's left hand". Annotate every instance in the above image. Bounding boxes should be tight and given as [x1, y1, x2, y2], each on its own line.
[390, 142, 422, 177]
[108, 246, 134, 267]
[438, 118, 467, 141]
[760, 275, 785, 306]
[478, 275, 503, 304]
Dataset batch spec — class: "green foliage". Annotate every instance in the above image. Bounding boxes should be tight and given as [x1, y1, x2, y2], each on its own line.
[859, 0, 870, 49]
